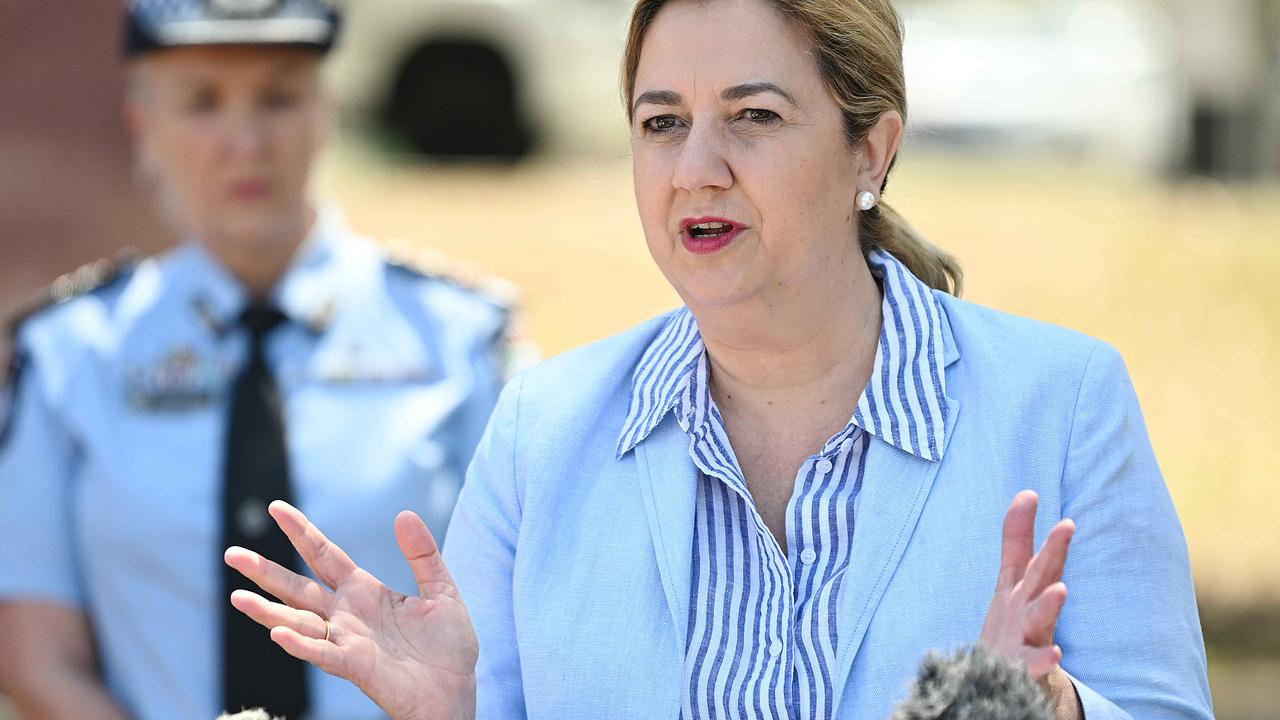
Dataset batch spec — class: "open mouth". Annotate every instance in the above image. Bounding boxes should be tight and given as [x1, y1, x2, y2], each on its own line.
[685, 220, 737, 238]
[679, 217, 745, 254]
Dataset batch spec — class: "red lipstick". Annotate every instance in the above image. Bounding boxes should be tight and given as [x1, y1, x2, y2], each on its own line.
[679, 216, 745, 255]
[230, 179, 272, 201]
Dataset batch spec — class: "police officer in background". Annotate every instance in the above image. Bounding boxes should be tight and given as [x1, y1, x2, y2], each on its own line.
[0, 1, 519, 718]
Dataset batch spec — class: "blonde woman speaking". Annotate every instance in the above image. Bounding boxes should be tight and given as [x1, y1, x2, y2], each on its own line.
[225, 0, 1211, 718]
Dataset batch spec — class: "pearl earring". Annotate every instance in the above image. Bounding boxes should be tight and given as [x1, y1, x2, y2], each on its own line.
[857, 191, 878, 211]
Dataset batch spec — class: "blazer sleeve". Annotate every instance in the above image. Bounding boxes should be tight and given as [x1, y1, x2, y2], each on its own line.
[455, 302, 512, 475]
[0, 337, 84, 606]
[1055, 342, 1213, 719]
[443, 375, 527, 719]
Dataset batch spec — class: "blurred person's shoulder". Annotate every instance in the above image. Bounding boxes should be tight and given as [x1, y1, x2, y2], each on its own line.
[2, 251, 163, 420]
[371, 236, 540, 377]
[7, 251, 151, 354]
[377, 238, 520, 342]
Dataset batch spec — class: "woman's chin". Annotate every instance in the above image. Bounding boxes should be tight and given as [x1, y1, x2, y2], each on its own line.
[673, 277, 767, 314]
[204, 209, 300, 247]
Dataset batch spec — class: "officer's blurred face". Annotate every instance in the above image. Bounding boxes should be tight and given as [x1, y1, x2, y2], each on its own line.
[126, 45, 328, 250]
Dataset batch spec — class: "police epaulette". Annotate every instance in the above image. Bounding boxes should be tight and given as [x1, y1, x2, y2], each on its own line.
[5, 250, 142, 338]
[381, 238, 521, 311]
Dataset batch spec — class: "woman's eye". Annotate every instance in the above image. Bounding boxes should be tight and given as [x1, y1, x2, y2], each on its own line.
[185, 90, 219, 114]
[739, 108, 780, 124]
[642, 115, 683, 133]
[262, 90, 302, 110]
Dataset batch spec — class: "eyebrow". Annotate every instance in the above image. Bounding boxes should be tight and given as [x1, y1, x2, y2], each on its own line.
[632, 89, 682, 115]
[721, 81, 797, 106]
[631, 82, 798, 115]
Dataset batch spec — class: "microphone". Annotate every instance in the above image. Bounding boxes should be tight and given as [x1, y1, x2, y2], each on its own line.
[890, 645, 1054, 720]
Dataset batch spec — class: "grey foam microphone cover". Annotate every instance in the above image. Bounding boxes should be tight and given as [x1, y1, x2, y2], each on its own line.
[890, 646, 1054, 720]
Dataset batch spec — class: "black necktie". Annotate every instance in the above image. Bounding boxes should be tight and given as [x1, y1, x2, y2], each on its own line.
[220, 303, 309, 718]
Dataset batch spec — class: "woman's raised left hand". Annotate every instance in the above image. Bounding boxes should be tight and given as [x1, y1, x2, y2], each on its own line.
[979, 490, 1082, 719]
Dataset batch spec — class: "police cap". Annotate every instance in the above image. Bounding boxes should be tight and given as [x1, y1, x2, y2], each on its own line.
[123, 0, 342, 58]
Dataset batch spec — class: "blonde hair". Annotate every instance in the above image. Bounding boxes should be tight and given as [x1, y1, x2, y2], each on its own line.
[621, 0, 963, 295]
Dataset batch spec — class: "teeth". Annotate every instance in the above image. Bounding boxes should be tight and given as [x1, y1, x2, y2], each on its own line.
[691, 222, 731, 230]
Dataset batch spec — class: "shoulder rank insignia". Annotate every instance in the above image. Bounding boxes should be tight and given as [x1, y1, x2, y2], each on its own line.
[381, 238, 536, 380]
[2, 252, 139, 448]
[381, 237, 522, 310]
[5, 251, 141, 337]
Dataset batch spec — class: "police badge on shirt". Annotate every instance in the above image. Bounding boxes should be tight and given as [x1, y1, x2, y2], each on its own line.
[124, 345, 232, 411]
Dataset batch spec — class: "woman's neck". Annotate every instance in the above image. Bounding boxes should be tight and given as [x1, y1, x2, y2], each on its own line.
[694, 252, 883, 425]
[200, 207, 316, 299]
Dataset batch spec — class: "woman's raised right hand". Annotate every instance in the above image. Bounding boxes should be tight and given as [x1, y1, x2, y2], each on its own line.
[224, 501, 477, 720]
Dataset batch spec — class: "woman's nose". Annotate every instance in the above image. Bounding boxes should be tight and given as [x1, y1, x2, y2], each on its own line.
[226, 116, 269, 159]
[672, 124, 732, 193]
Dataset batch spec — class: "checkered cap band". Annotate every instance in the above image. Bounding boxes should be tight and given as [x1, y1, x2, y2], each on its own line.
[123, 0, 340, 57]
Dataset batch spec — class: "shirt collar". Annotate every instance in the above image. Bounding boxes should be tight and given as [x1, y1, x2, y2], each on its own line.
[173, 207, 371, 336]
[616, 248, 950, 461]
[616, 307, 704, 457]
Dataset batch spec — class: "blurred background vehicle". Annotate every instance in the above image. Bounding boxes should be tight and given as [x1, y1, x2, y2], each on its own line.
[900, 0, 1184, 171]
[323, 0, 1280, 175]
[325, 0, 633, 159]
[902, 0, 1280, 176]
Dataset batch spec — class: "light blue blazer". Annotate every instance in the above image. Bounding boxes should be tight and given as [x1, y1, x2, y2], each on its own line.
[442, 293, 1213, 719]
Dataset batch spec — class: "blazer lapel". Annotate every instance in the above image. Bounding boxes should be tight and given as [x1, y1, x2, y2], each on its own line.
[634, 417, 699, 654]
[829, 299, 965, 702]
[830, 397, 962, 704]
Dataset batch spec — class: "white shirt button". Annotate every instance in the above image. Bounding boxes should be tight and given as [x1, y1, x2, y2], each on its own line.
[769, 639, 783, 657]
[839, 438, 854, 453]
[800, 548, 817, 565]
[815, 459, 833, 474]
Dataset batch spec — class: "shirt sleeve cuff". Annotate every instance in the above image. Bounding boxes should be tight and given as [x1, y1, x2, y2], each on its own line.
[0, 576, 85, 609]
[1065, 670, 1132, 720]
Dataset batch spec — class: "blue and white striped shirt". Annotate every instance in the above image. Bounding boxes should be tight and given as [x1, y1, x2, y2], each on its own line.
[617, 249, 949, 719]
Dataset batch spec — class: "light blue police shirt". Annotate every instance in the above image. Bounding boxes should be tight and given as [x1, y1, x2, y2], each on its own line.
[0, 209, 512, 720]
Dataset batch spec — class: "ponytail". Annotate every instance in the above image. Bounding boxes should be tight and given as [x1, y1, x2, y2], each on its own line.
[860, 201, 963, 296]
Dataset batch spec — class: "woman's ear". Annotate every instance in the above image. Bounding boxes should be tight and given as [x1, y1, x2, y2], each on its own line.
[857, 110, 903, 192]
